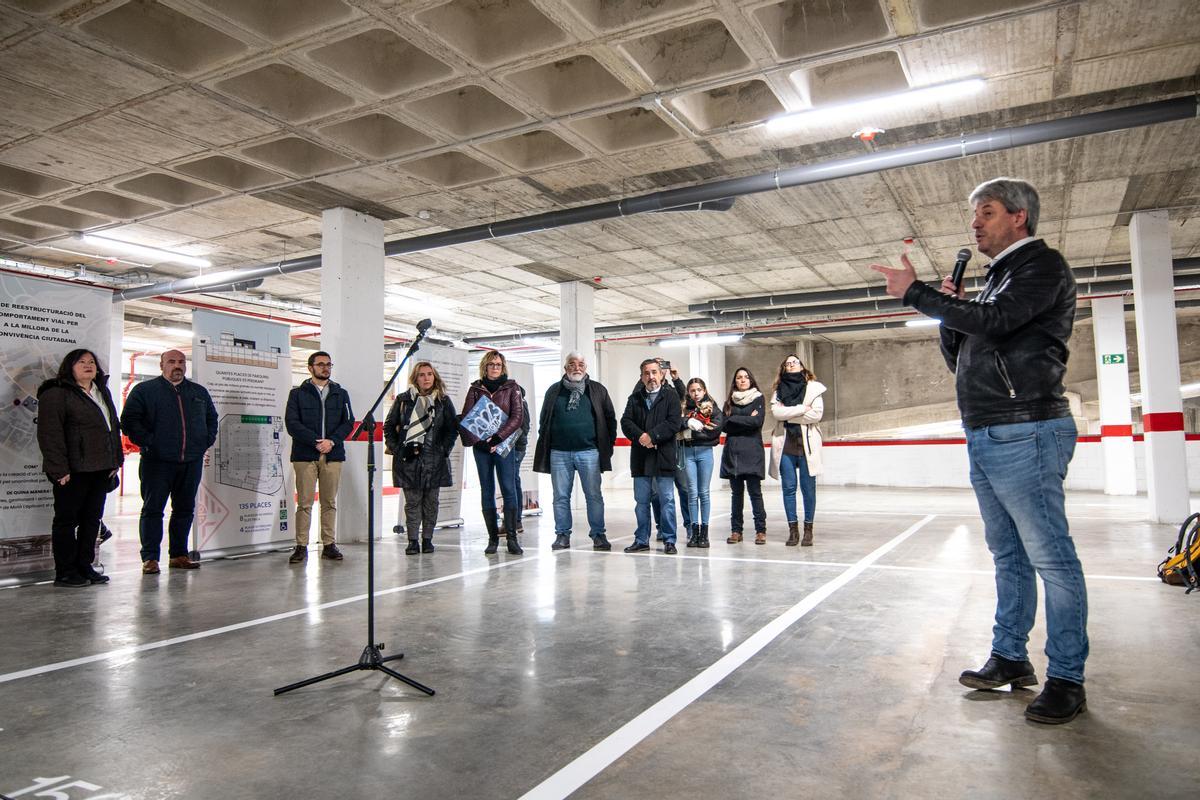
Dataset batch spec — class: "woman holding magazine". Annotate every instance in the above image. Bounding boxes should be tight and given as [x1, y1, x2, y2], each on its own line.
[460, 350, 526, 555]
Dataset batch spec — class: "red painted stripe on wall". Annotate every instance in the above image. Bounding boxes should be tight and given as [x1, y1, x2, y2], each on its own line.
[1100, 424, 1134, 437]
[1142, 412, 1186, 433]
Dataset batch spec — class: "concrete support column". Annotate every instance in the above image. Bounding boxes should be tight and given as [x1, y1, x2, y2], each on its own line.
[108, 305, 124, 414]
[1090, 296, 1136, 495]
[1130, 210, 1190, 523]
[688, 342, 726, 398]
[560, 281, 595, 364]
[321, 208, 385, 542]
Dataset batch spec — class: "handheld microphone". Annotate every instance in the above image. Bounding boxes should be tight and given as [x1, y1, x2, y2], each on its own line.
[951, 248, 972, 292]
[416, 318, 432, 334]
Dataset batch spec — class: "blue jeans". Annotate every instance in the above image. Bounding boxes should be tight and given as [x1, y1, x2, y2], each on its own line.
[966, 417, 1088, 684]
[473, 447, 519, 517]
[139, 457, 203, 561]
[550, 449, 605, 539]
[682, 446, 714, 525]
[649, 468, 690, 531]
[634, 475, 676, 545]
[779, 451, 817, 523]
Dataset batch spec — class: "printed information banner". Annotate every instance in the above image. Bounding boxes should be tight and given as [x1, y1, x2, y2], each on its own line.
[0, 273, 111, 579]
[405, 341, 469, 528]
[191, 309, 293, 555]
[506, 360, 540, 518]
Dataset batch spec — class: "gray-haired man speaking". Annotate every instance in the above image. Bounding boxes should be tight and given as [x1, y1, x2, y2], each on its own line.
[532, 352, 617, 551]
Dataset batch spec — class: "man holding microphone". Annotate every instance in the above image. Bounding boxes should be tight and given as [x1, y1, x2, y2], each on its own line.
[871, 177, 1089, 725]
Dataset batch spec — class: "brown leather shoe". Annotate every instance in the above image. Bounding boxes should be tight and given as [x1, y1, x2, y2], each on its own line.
[168, 555, 200, 570]
[754, 531, 766, 545]
[726, 531, 742, 544]
[142, 560, 160, 575]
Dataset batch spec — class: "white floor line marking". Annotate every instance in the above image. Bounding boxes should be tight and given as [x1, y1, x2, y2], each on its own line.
[518, 514, 937, 800]
[0, 554, 543, 685]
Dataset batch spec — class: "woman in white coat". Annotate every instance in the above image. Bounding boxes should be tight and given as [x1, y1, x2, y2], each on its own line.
[768, 355, 826, 546]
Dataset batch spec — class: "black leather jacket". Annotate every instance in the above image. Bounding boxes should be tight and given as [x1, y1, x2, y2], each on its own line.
[903, 239, 1076, 429]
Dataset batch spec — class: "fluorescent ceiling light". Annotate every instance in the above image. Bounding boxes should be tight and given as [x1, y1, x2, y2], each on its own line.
[659, 334, 743, 347]
[75, 233, 211, 269]
[766, 78, 986, 135]
[905, 318, 942, 328]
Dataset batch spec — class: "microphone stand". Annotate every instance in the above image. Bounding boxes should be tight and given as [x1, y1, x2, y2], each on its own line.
[275, 320, 436, 697]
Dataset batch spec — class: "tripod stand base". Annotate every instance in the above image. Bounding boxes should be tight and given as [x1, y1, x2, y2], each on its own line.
[274, 644, 436, 697]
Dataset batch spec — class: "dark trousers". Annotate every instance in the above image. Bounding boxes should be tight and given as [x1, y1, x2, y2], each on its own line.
[139, 457, 203, 561]
[404, 488, 441, 541]
[50, 470, 109, 578]
[730, 476, 766, 533]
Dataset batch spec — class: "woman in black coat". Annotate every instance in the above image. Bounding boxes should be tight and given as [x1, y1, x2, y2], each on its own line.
[36, 349, 123, 587]
[385, 361, 459, 555]
[720, 367, 767, 544]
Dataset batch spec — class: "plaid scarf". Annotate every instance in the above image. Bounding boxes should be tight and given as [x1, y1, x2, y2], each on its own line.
[403, 389, 436, 444]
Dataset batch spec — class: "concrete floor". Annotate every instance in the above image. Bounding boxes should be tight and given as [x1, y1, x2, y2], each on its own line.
[1, 486, 1197, 800]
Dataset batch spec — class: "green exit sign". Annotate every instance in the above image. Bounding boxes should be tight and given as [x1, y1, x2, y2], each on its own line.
[1102, 354, 1126, 364]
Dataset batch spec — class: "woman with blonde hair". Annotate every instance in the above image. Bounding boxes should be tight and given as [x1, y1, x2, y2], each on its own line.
[459, 350, 526, 555]
[385, 361, 458, 555]
[769, 355, 826, 546]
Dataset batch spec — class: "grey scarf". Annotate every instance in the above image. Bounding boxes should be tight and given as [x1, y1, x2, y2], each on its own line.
[561, 374, 587, 411]
[404, 388, 435, 444]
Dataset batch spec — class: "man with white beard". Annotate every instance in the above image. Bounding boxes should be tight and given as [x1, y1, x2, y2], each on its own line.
[532, 352, 617, 551]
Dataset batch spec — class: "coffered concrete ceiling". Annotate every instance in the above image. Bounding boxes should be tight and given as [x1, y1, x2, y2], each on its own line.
[0, 0, 1197, 346]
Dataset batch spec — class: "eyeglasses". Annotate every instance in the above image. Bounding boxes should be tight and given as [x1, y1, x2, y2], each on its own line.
[312, 362, 332, 368]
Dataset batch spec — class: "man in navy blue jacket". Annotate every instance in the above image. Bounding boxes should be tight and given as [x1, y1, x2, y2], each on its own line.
[284, 351, 355, 563]
[121, 349, 218, 574]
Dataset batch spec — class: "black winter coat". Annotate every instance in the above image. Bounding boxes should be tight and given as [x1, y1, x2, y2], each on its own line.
[36, 377, 123, 481]
[532, 378, 617, 473]
[905, 239, 1075, 429]
[620, 383, 682, 478]
[384, 391, 458, 489]
[121, 376, 217, 463]
[720, 393, 766, 479]
[284, 379, 355, 462]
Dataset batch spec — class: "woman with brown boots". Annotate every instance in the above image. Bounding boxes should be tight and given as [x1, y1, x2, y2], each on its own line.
[769, 355, 826, 546]
[720, 368, 767, 544]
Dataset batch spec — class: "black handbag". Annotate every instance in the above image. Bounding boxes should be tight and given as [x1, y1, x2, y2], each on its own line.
[106, 473, 120, 493]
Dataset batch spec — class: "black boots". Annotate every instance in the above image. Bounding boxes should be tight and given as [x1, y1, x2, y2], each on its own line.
[1025, 677, 1087, 724]
[405, 539, 421, 555]
[959, 653, 1038, 690]
[697, 524, 710, 549]
[786, 521, 800, 546]
[686, 524, 700, 548]
[504, 509, 523, 555]
[483, 514, 500, 555]
[552, 534, 571, 550]
[801, 521, 814, 547]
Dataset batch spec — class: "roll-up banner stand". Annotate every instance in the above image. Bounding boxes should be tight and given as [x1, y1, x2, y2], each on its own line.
[191, 309, 294, 557]
[0, 273, 112, 581]
[505, 360, 541, 521]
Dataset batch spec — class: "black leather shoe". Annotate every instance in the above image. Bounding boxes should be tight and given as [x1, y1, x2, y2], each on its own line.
[551, 534, 571, 550]
[664, 542, 677, 554]
[288, 546, 307, 563]
[592, 535, 611, 551]
[1025, 678, 1087, 724]
[321, 544, 344, 560]
[624, 542, 650, 553]
[405, 540, 420, 555]
[53, 573, 88, 588]
[421, 539, 434, 553]
[959, 653, 1038, 690]
[81, 566, 110, 584]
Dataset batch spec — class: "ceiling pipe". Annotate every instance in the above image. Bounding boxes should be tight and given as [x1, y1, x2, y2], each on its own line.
[109, 95, 1199, 305]
[700, 257, 1200, 314]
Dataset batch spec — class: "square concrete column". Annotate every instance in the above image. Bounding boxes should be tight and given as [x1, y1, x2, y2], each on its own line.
[1090, 296, 1136, 495]
[108, 304, 124, 415]
[1130, 210, 1190, 523]
[560, 281, 595, 365]
[321, 208, 385, 542]
[688, 341, 726, 399]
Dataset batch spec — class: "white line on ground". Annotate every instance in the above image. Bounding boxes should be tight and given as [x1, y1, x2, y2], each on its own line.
[518, 514, 937, 800]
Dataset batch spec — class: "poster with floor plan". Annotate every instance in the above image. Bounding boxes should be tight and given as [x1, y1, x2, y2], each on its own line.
[0, 273, 111, 580]
[191, 309, 293, 556]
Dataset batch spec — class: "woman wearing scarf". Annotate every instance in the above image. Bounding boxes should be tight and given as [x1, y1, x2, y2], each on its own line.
[459, 350, 526, 555]
[680, 378, 723, 548]
[385, 361, 459, 555]
[769, 355, 826, 546]
[720, 368, 767, 544]
[36, 349, 123, 587]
